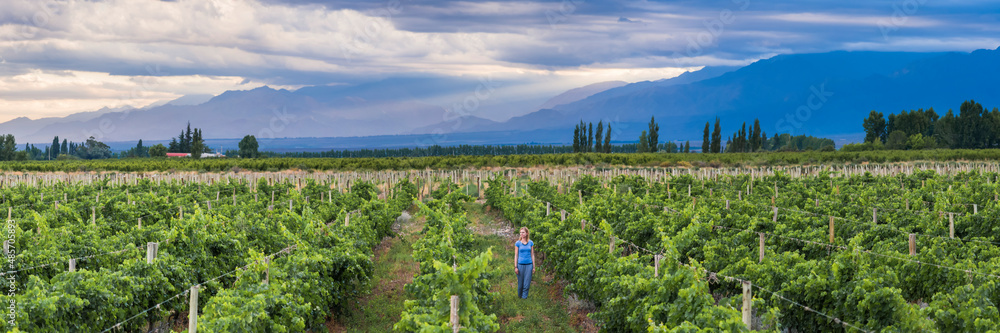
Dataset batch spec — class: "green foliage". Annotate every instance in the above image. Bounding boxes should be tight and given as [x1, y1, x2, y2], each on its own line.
[395, 202, 498, 332]
[864, 110, 888, 143]
[2, 177, 411, 332]
[238, 135, 260, 158]
[639, 131, 649, 153]
[148, 144, 167, 157]
[485, 170, 1000, 332]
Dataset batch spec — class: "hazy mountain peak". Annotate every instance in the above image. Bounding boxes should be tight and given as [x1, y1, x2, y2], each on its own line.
[539, 81, 627, 110]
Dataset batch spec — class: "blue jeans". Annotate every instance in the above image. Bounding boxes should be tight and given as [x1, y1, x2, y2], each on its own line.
[517, 263, 533, 299]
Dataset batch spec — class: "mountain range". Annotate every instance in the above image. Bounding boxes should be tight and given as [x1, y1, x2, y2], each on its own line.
[3, 46, 999, 150]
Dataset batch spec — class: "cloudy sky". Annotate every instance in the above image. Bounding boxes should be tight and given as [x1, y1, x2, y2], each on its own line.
[0, 0, 997, 122]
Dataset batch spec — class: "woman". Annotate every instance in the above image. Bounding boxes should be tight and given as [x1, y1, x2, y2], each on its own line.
[514, 227, 536, 299]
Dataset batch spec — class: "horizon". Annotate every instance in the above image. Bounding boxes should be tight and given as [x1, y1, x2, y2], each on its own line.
[2, 0, 999, 126]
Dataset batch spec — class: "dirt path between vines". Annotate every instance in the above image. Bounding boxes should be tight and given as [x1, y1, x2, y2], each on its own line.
[323, 212, 424, 332]
[467, 203, 598, 333]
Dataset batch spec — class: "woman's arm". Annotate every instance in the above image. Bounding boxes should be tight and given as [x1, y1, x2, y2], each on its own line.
[514, 243, 519, 274]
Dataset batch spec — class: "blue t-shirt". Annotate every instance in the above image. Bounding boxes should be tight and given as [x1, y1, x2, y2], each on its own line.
[515, 240, 533, 265]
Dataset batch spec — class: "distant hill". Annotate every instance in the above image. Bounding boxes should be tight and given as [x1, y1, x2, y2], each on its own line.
[538, 81, 627, 109]
[4, 47, 999, 149]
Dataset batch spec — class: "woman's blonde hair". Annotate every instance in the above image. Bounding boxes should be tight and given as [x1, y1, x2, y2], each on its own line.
[519, 227, 530, 242]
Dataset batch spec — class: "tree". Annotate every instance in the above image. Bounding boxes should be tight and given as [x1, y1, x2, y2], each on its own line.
[751, 119, 761, 152]
[957, 100, 985, 149]
[238, 135, 259, 158]
[149, 144, 167, 157]
[604, 123, 611, 153]
[573, 125, 581, 153]
[934, 110, 958, 149]
[683, 141, 690, 153]
[191, 128, 205, 159]
[648, 116, 659, 152]
[665, 142, 678, 153]
[595, 121, 604, 153]
[0, 135, 16, 161]
[702, 122, 710, 153]
[185, 122, 193, 152]
[638, 131, 648, 153]
[51, 136, 60, 157]
[588, 122, 594, 152]
[711, 117, 722, 153]
[886, 130, 908, 149]
[77, 136, 111, 159]
[863, 111, 887, 143]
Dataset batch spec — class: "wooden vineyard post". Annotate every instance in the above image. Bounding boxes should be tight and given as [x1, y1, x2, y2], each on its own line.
[138, 218, 142, 229]
[289, 199, 293, 211]
[189, 285, 199, 333]
[180, 206, 183, 219]
[546, 202, 550, 216]
[654, 254, 661, 277]
[742, 281, 752, 329]
[91, 207, 96, 225]
[68, 258, 76, 272]
[264, 257, 270, 285]
[906, 198, 909, 210]
[772, 207, 778, 222]
[829, 216, 835, 243]
[909, 234, 916, 256]
[6, 207, 10, 221]
[726, 200, 730, 210]
[873, 208, 877, 224]
[974, 204, 978, 214]
[450, 295, 460, 333]
[207, 201, 211, 211]
[345, 212, 350, 227]
[758, 233, 765, 263]
[609, 236, 615, 254]
[949, 213, 955, 239]
[688, 184, 691, 197]
[147, 242, 158, 264]
[579, 190, 583, 205]
[581, 219, 586, 230]
[560, 210, 566, 221]
[692, 197, 697, 209]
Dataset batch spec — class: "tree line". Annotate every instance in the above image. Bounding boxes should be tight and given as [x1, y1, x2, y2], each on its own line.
[854, 99, 1000, 151]
[706, 118, 835, 152]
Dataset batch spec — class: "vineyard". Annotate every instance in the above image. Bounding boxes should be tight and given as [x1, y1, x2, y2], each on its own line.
[486, 168, 1000, 332]
[4, 149, 1000, 172]
[4, 162, 1000, 332]
[0, 173, 416, 332]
